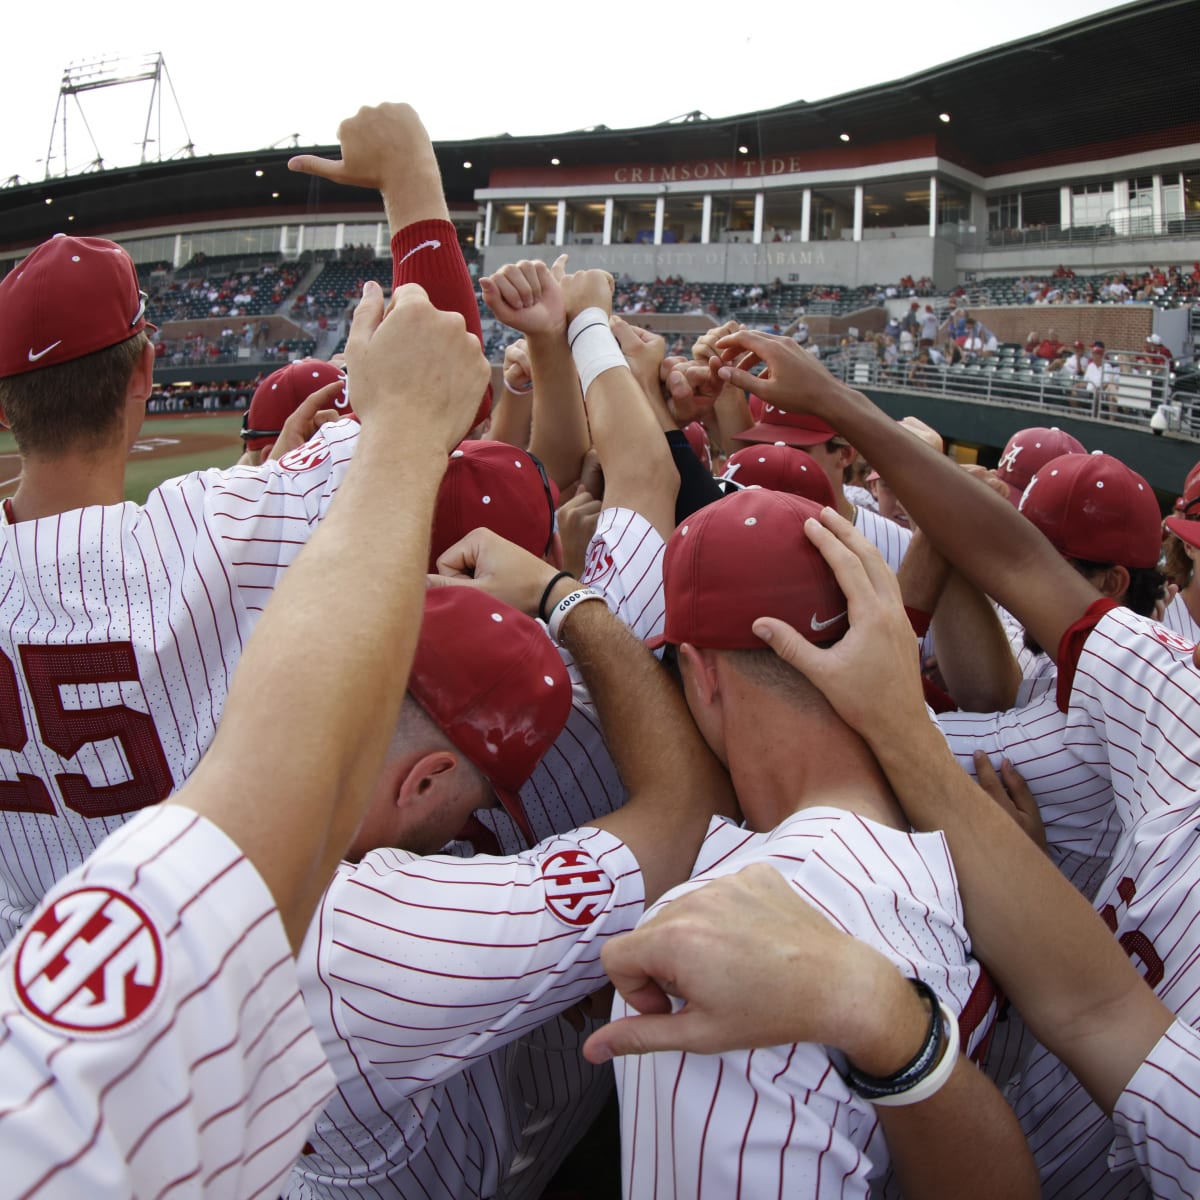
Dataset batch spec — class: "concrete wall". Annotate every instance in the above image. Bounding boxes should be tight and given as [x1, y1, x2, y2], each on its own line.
[956, 235, 1200, 279]
[482, 238, 943, 287]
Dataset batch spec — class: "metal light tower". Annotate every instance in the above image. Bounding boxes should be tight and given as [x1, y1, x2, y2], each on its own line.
[43, 53, 195, 179]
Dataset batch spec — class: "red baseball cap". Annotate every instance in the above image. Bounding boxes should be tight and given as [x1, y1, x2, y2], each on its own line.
[430, 440, 559, 568]
[650, 489, 847, 650]
[243, 359, 348, 451]
[682, 421, 712, 472]
[747, 393, 767, 423]
[407, 588, 572, 845]
[736, 404, 840, 449]
[1164, 460, 1200, 548]
[0, 235, 154, 378]
[995, 426, 1086, 505]
[1019, 451, 1161, 568]
[721, 445, 837, 507]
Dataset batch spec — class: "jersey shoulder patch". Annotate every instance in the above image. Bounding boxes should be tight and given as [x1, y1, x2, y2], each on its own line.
[539, 848, 615, 928]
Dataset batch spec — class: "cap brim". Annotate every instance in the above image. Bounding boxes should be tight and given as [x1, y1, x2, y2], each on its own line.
[736, 421, 830, 447]
[1165, 515, 1200, 549]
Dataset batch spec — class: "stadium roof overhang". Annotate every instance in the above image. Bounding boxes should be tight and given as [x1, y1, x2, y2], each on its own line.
[1, 0, 1197, 253]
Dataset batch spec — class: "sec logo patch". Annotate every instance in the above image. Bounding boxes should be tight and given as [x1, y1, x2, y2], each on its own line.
[1147, 624, 1196, 655]
[14, 887, 165, 1036]
[279, 443, 331, 473]
[541, 849, 615, 927]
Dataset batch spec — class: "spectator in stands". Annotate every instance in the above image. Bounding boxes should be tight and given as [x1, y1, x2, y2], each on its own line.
[1081, 340, 1120, 408]
[907, 346, 937, 387]
[919, 305, 939, 345]
[901, 301, 921, 337]
[1035, 329, 1063, 360]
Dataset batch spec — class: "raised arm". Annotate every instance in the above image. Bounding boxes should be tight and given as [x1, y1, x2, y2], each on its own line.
[178, 283, 488, 949]
[752, 507, 1172, 1114]
[430, 529, 737, 903]
[715, 331, 1095, 656]
[560, 270, 679, 540]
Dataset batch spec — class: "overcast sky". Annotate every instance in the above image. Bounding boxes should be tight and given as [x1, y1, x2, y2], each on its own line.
[3, 0, 1124, 183]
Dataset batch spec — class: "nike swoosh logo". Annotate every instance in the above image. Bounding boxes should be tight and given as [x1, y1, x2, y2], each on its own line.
[810, 610, 847, 632]
[27, 341, 62, 363]
[398, 239, 441, 266]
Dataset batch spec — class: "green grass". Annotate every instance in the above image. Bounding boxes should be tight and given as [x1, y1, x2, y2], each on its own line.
[0, 414, 248, 506]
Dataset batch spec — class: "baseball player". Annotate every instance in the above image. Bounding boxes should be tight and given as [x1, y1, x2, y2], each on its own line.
[711, 327, 1200, 1196]
[239, 356, 350, 463]
[287, 551, 735, 1200]
[1161, 462, 1200, 642]
[0, 101, 486, 945]
[600, 487, 995, 1198]
[0, 275, 489, 1197]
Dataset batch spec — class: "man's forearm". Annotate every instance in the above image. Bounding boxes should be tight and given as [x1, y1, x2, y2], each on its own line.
[527, 331, 590, 489]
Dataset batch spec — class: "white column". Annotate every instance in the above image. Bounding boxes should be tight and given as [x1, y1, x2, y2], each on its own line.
[854, 185, 864, 242]
[555, 200, 566, 246]
[296, 225, 305, 256]
[926, 177, 936, 238]
[375, 223, 389, 258]
[334, 222, 346, 253]
[484, 200, 493, 247]
[521, 202, 530, 246]
[654, 196, 665, 245]
[474, 220, 483, 251]
[753, 191, 764, 244]
[701, 194, 712, 245]
[800, 189, 811, 242]
[1152, 174, 1164, 235]
[603, 198, 614, 245]
[174, 232, 184, 269]
[1060, 184, 1073, 230]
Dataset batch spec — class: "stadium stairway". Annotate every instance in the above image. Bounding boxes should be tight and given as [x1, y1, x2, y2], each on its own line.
[279, 261, 328, 315]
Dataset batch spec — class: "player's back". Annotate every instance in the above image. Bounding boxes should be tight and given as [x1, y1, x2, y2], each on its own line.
[0, 426, 356, 943]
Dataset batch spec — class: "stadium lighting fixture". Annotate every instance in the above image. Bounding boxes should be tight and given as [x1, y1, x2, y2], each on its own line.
[738, 145, 749, 154]
[839, 133, 851, 142]
[44, 197, 53, 205]
[463, 160, 472, 169]
[939, 112, 951, 123]
[550, 157, 560, 165]
[67, 214, 74, 221]
[271, 192, 280, 199]
[255, 169, 263, 177]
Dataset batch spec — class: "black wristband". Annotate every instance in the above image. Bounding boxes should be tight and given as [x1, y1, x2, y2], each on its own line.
[842, 978, 944, 1101]
[538, 571, 575, 623]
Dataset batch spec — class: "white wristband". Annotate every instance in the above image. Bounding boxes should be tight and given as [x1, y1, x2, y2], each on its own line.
[869, 1001, 960, 1107]
[547, 586, 607, 642]
[568, 307, 627, 395]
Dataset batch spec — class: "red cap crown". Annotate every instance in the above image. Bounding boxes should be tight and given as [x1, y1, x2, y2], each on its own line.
[722, 444, 837, 507]
[996, 426, 1086, 502]
[1163, 460, 1200, 548]
[407, 588, 572, 844]
[736, 405, 839, 449]
[654, 489, 848, 650]
[244, 359, 348, 451]
[0, 235, 153, 378]
[681, 421, 712, 472]
[1019, 452, 1161, 568]
[430, 441, 559, 569]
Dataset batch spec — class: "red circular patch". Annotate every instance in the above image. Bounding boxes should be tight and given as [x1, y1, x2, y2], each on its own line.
[13, 886, 164, 1035]
[1148, 624, 1196, 655]
[540, 849, 615, 927]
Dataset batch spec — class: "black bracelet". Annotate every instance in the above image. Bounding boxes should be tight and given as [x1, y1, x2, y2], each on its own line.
[538, 571, 575, 623]
[842, 979, 944, 1101]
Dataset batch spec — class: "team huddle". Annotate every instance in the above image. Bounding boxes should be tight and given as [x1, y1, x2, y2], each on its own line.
[1, 101, 1199, 1200]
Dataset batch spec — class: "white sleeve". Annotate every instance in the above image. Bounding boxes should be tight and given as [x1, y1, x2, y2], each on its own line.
[0, 805, 331, 1199]
[314, 825, 645, 1089]
[578, 507, 666, 643]
[1110, 1019, 1200, 1199]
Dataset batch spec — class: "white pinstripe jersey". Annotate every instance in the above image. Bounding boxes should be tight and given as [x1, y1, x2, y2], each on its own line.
[614, 808, 991, 1200]
[463, 506, 667, 856]
[1006, 605, 1200, 1198]
[0, 803, 333, 1199]
[0, 421, 359, 946]
[1161, 592, 1200, 643]
[853, 505, 911, 575]
[287, 824, 647, 1199]
[1110, 1019, 1200, 1200]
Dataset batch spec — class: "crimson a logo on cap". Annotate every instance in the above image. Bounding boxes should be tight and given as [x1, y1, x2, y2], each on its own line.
[1147, 624, 1196, 656]
[540, 849, 615, 927]
[279, 443, 331, 473]
[13, 887, 164, 1036]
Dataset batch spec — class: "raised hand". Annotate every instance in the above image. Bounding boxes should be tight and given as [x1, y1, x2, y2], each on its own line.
[560, 268, 615, 323]
[430, 526, 566, 615]
[503, 338, 534, 394]
[480, 256, 568, 337]
[610, 316, 665, 402]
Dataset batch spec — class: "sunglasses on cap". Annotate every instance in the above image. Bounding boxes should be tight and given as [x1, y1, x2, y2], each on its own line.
[530, 451, 558, 557]
[240, 411, 283, 442]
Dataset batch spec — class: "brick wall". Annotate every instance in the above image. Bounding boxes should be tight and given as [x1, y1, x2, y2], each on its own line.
[960, 305, 1153, 353]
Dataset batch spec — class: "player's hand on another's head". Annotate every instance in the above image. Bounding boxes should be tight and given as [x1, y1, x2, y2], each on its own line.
[751, 507, 925, 740]
[268, 379, 346, 461]
[557, 489, 603, 579]
[560, 268, 615, 324]
[480, 256, 568, 338]
[583, 864, 905, 1062]
[345, 281, 488, 452]
[714, 328, 839, 415]
[430, 526, 567, 614]
[973, 753, 1048, 851]
[610, 317, 665, 402]
[502, 338, 534, 395]
[287, 101, 427, 192]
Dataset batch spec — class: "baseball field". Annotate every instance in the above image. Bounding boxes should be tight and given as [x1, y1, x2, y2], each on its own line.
[0, 413, 247, 506]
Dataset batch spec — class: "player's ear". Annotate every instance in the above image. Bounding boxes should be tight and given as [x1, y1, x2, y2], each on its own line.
[678, 643, 720, 706]
[396, 751, 458, 811]
[1094, 563, 1130, 602]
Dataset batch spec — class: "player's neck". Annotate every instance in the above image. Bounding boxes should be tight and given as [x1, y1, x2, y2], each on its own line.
[10, 451, 128, 521]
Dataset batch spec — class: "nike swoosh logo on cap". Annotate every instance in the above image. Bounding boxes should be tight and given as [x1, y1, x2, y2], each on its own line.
[27, 341, 63, 363]
[398, 239, 441, 266]
[810, 610, 847, 632]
